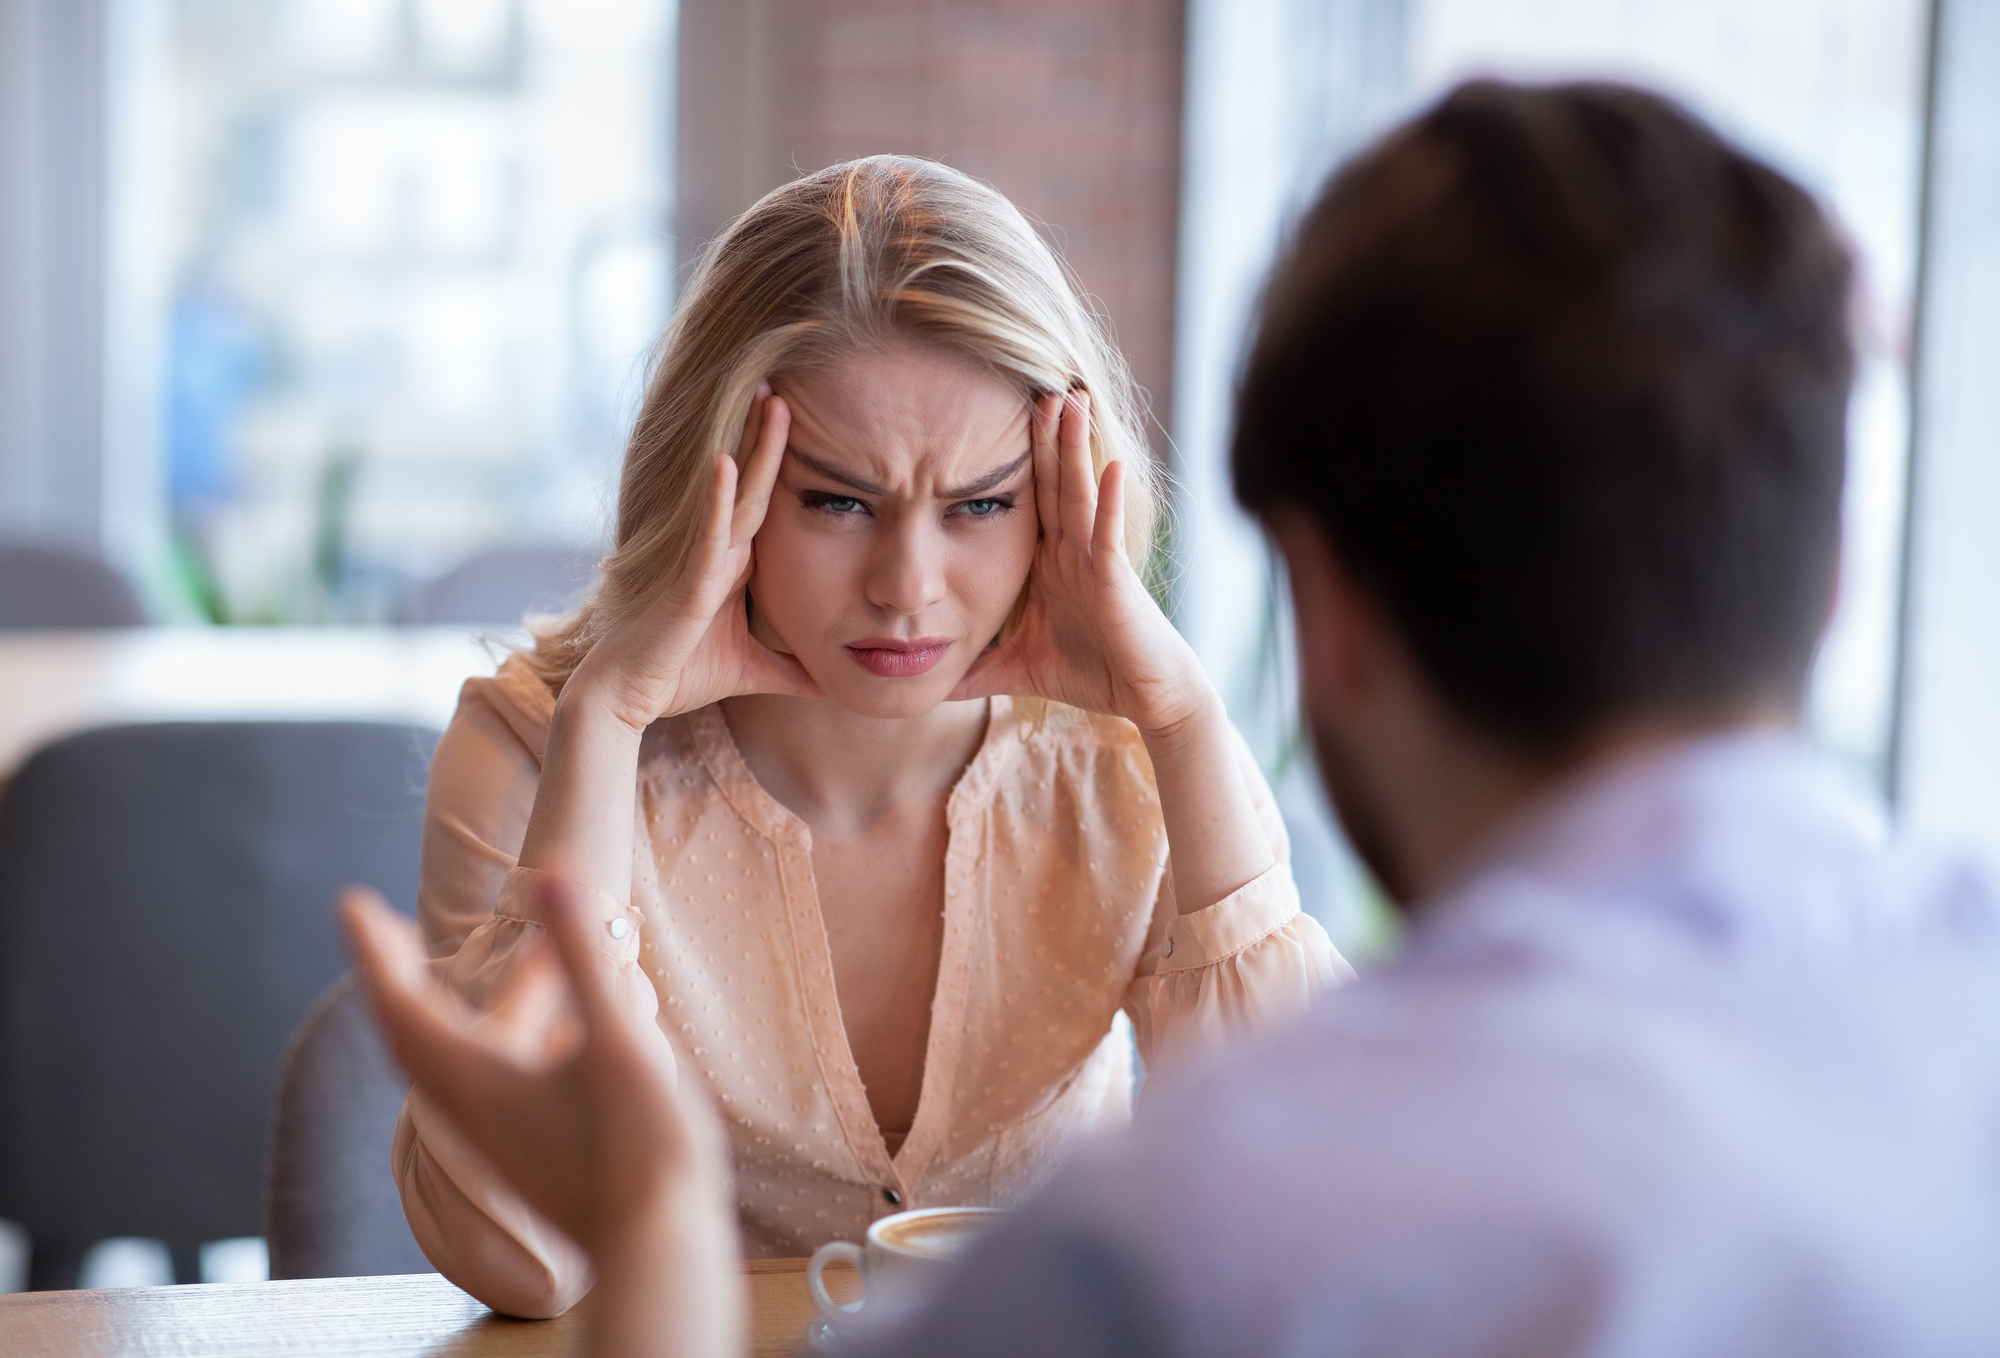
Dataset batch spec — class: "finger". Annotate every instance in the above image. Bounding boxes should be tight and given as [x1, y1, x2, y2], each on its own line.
[1058, 389, 1098, 549]
[692, 452, 739, 586]
[339, 889, 507, 1097]
[480, 938, 574, 1062]
[532, 887, 733, 1173]
[337, 885, 428, 996]
[733, 381, 771, 465]
[1092, 458, 1128, 566]
[535, 875, 704, 1098]
[733, 392, 790, 544]
[1030, 393, 1062, 545]
[532, 874, 640, 1058]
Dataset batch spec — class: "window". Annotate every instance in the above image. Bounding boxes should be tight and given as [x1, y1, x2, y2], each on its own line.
[117, 0, 675, 621]
[1177, 0, 1935, 951]
[1407, 0, 1929, 784]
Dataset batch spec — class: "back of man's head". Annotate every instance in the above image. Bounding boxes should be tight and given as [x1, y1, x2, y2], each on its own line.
[1233, 81, 1854, 753]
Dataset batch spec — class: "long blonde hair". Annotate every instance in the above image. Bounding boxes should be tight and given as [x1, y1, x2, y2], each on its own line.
[526, 155, 1163, 690]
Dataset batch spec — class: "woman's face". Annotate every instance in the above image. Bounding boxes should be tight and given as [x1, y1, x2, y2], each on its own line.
[749, 342, 1039, 719]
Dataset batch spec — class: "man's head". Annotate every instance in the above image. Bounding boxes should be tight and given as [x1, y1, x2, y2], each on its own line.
[1234, 81, 1854, 899]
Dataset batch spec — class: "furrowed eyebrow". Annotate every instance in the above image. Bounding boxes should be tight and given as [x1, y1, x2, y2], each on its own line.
[787, 447, 1032, 501]
[939, 451, 1031, 501]
[786, 448, 890, 496]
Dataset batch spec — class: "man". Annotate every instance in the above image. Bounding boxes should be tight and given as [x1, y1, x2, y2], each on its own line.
[344, 81, 2000, 1356]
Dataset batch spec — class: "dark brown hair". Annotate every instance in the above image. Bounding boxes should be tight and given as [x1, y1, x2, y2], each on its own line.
[1233, 81, 1854, 750]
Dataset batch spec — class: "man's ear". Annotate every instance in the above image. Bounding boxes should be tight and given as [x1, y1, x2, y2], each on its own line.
[1265, 508, 1384, 719]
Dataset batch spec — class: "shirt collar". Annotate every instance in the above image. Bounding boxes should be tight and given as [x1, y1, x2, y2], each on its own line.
[1398, 728, 1953, 973]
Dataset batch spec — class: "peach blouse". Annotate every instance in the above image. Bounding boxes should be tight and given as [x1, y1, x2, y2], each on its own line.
[394, 656, 1347, 1317]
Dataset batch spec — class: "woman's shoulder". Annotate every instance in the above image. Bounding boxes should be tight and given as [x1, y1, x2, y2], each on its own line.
[451, 653, 708, 782]
[446, 650, 560, 763]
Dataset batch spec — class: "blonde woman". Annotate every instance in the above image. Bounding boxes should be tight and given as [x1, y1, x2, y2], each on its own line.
[394, 156, 1347, 1318]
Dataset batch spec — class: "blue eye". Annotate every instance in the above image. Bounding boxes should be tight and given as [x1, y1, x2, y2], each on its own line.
[957, 497, 1011, 518]
[804, 493, 866, 514]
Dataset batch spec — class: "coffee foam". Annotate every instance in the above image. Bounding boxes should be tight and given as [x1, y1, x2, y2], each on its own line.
[875, 1210, 993, 1260]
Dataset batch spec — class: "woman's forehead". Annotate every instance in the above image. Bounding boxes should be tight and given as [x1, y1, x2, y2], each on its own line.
[777, 345, 1032, 488]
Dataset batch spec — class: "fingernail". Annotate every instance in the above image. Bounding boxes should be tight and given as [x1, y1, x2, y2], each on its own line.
[756, 381, 772, 400]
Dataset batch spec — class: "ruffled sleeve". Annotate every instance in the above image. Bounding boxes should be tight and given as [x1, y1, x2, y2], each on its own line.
[1124, 727, 1353, 1073]
[391, 662, 656, 1318]
[395, 863, 658, 1318]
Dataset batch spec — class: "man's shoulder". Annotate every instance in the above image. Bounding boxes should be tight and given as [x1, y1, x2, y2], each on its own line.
[1014, 943, 2000, 1356]
[1129, 962, 1720, 1198]
[1142, 926, 2000, 1180]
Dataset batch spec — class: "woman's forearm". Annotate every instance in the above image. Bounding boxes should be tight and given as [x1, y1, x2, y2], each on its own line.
[517, 681, 649, 904]
[1142, 691, 1278, 915]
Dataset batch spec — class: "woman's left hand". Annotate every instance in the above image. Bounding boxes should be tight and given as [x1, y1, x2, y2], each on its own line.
[951, 389, 1209, 737]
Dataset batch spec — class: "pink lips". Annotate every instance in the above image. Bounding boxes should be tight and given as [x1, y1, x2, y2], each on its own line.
[845, 637, 953, 678]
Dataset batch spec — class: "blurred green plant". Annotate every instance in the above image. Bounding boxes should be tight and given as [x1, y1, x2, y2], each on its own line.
[312, 440, 364, 616]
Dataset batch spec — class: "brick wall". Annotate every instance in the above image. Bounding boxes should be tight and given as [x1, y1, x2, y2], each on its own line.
[678, 0, 1185, 456]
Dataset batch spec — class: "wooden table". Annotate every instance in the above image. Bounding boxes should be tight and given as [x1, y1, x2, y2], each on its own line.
[0, 626, 509, 775]
[0, 1259, 849, 1357]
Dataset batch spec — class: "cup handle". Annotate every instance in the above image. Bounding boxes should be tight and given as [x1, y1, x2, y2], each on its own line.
[808, 1240, 867, 1319]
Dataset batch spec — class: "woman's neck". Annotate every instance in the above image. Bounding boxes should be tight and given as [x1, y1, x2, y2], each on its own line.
[717, 693, 991, 836]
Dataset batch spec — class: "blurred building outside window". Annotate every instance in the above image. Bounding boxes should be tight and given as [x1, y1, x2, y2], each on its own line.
[1178, 0, 1930, 958]
[112, 0, 675, 623]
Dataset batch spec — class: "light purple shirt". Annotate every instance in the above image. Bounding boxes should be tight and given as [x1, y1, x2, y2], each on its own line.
[860, 731, 2000, 1357]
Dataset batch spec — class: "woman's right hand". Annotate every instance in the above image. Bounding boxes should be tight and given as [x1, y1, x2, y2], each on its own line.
[568, 384, 822, 735]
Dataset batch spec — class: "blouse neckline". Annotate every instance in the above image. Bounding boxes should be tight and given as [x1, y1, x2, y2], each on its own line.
[678, 696, 1023, 1189]
[680, 695, 1020, 850]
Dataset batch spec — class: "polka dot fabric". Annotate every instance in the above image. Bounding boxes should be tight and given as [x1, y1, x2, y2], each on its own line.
[393, 655, 1348, 1317]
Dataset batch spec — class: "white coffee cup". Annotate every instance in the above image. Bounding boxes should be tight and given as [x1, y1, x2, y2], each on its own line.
[807, 1206, 1004, 1342]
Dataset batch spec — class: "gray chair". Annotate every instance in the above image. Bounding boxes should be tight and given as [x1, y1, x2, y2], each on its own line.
[266, 973, 430, 1279]
[0, 541, 146, 628]
[404, 547, 598, 625]
[0, 721, 438, 1288]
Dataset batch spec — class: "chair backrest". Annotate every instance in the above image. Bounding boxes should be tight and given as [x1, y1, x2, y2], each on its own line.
[0, 542, 147, 628]
[266, 973, 430, 1279]
[404, 547, 598, 625]
[0, 721, 438, 1288]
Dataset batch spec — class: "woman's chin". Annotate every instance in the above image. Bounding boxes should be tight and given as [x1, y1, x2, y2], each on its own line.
[822, 686, 955, 720]
[808, 664, 980, 721]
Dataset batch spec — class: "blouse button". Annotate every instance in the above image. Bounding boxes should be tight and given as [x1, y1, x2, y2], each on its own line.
[609, 918, 630, 939]
[882, 1187, 903, 1207]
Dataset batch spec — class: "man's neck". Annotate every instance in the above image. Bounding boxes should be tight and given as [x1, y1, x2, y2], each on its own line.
[1362, 704, 1800, 908]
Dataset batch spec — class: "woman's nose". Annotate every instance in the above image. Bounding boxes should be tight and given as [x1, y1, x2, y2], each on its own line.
[866, 518, 948, 616]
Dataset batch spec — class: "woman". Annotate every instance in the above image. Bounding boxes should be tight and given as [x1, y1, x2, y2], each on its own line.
[396, 155, 1347, 1318]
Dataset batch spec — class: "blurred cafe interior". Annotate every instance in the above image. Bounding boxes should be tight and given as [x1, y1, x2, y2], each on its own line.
[0, 0, 1995, 1329]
